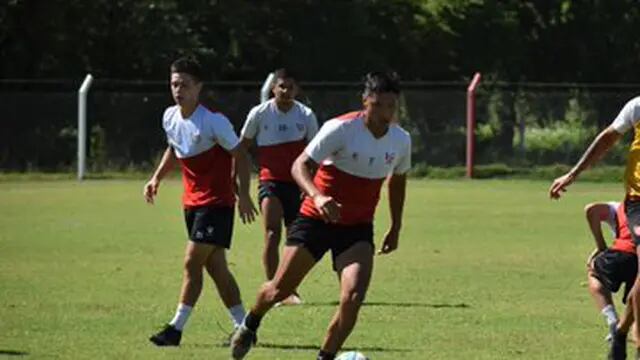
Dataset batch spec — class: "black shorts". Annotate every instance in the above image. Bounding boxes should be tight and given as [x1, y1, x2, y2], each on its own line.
[286, 216, 374, 271]
[626, 198, 640, 246]
[591, 249, 638, 303]
[183, 206, 234, 248]
[258, 180, 302, 227]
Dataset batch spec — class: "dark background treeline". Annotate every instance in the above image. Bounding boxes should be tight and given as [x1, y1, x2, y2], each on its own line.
[3, 0, 640, 82]
[2, 0, 640, 172]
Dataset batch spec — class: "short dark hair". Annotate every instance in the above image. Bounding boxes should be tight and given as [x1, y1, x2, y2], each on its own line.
[363, 71, 401, 97]
[273, 68, 296, 82]
[170, 56, 203, 82]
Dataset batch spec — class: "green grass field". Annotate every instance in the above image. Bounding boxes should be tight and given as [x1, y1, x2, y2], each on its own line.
[0, 178, 631, 359]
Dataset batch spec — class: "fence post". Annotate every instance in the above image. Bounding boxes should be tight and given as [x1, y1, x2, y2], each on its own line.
[466, 72, 482, 178]
[260, 72, 275, 103]
[78, 74, 93, 181]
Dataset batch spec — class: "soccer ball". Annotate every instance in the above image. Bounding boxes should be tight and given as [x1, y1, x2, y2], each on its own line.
[335, 351, 369, 360]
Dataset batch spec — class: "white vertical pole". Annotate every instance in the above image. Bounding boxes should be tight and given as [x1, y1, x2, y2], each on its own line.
[78, 74, 94, 181]
[260, 72, 275, 103]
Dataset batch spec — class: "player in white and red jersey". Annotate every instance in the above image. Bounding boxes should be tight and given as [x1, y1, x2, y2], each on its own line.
[143, 57, 258, 347]
[584, 201, 637, 343]
[231, 72, 411, 360]
[239, 68, 318, 305]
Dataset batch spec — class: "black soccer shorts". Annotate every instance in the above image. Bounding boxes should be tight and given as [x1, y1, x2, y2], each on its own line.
[183, 205, 234, 248]
[258, 180, 302, 227]
[286, 215, 374, 271]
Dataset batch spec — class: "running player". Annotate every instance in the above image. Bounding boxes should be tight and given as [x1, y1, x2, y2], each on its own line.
[549, 96, 640, 359]
[230, 71, 411, 360]
[585, 201, 637, 342]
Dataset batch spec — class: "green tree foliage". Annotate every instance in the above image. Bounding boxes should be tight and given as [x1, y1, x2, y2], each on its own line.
[4, 0, 639, 81]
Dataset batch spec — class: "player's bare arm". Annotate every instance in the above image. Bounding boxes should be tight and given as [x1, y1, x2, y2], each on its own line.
[143, 146, 177, 204]
[291, 152, 341, 223]
[584, 202, 611, 265]
[229, 144, 258, 224]
[379, 173, 406, 255]
[549, 126, 621, 199]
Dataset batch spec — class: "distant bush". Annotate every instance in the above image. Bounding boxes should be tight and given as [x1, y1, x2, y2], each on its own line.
[409, 163, 624, 182]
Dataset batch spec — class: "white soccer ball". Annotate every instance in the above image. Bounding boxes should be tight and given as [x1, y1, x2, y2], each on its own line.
[335, 351, 369, 360]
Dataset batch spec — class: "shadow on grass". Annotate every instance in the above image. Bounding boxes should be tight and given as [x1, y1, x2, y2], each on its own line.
[258, 342, 411, 353]
[303, 301, 471, 309]
[0, 350, 29, 356]
[207, 342, 410, 353]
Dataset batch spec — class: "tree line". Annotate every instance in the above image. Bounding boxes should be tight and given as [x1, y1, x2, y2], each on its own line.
[2, 0, 640, 82]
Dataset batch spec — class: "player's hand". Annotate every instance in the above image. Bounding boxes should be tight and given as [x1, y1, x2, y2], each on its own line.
[549, 172, 576, 200]
[378, 228, 399, 255]
[143, 178, 160, 204]
[313, 194, 341, 223]
[237, 194, 258, 224]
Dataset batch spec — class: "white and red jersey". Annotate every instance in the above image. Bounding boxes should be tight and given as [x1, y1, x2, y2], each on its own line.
[300, 111, 412, 224]
[603, 201, 635, 254]
[163, 104, 239, 208]
[240, 99, 318, 182]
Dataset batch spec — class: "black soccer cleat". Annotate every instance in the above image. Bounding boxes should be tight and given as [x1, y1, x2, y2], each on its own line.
[608, 331, 627, 360]
[230, 325, 257, 359]
[149, 324, 182, 346]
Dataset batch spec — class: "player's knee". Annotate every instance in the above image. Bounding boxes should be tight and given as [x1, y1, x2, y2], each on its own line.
[265, 227, 282, 244]
[340, 290, 365, 308]
[184, 256, 203, 274]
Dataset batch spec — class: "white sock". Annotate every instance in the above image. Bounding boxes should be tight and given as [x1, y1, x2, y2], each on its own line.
[169, 303, 193, 331]
[228, 304, 246, 328]
[602, 304, 618, 328]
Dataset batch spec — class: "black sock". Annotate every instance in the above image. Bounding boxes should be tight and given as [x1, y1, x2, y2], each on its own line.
[244, 311, 262, 332]
[317, 350, 335, 360]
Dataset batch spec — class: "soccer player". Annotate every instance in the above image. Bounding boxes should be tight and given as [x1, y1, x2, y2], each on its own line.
[239, 69, 318, 305]
[549, 96, 640, 359]
[230, 71, 412, 360]
[144, 56, 258, 346]
[584, 201, 637, 342]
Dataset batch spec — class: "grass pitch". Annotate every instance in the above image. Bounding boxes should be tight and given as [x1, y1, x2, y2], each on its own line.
[0, 178, 628, 359]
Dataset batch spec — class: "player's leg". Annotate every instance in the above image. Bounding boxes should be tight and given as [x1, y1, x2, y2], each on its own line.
[200, 205, 245, 330]
[206, 248, 245, 329]
[612, 199, 640, 358]
[230, 217, 325, 359]
[276, 182, 305, 306]
[588, 251, 618, 339]
[230, 244, 317, 359]
[150, 240, 215, 346]
[319, 241, 374, 358]
[617, 254, 639, 340]
[260, 192, 284, 280]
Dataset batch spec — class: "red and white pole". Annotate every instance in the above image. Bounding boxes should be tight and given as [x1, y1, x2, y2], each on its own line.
[466, 72, 482, 178]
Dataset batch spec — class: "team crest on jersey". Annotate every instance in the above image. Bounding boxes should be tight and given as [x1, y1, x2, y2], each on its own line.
[263, 124, 269, 131]
[352, 152, 359, 161]
[296, 123, 305, 132]
[368, 157, 375, 166]
[192, 133, 201, 144]
[385, 152, 396, 165]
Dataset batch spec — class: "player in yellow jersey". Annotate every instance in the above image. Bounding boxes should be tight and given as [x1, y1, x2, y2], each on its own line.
[549, 96, 640, 360]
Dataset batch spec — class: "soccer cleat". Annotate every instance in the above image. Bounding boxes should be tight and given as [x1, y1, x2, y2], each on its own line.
[149, 324, 182, 346]
[608, 331, 627, 360]
[230, 324, 257, 359]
